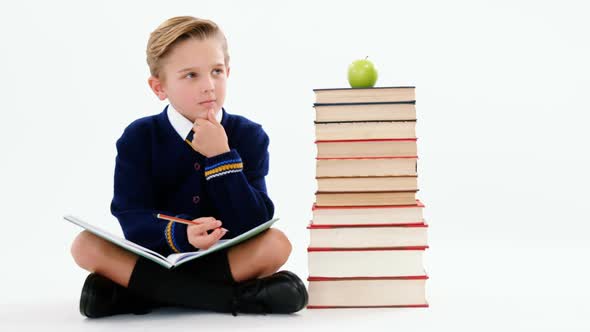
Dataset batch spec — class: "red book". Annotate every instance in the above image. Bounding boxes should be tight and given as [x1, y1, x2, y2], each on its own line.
[308, 223, 428, 249]
[307, 276, 429, 309]
[308, 247, 428, 278]
[312, 200, 425, 226]
[315, 190, 418, 207]
[316, 156, 418, 178]
[316, 175, 419, 193]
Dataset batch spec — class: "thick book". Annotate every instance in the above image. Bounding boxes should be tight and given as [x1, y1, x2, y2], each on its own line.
[316, 175, 418, 192]
[314, 102, 416, 122]
[307, 276, 428, 308]
[308, 223, 428, 248]
[316, 139, 417, 158]
[315, 121, 416, 141]
[308, 247, 427, 278]
[315, 191, 417, 207]
[313, 86, 416, 104]
[312, 201, 424, 226]
[316, 157, 417, 177]
[64, 215, 279, 269]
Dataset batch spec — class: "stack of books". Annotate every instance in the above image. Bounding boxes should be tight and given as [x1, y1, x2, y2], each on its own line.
[307, 86, 429, 308]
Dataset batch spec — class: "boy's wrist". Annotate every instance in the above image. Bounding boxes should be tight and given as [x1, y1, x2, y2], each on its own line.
[166, 214, 197, 253]
[205, 146, 230, 158]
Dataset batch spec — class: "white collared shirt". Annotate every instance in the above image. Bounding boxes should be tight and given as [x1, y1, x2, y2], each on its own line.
[166, 104, 223, 140]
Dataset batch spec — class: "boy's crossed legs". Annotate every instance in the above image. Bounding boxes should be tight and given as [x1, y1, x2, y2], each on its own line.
[70, 228, 308, 317]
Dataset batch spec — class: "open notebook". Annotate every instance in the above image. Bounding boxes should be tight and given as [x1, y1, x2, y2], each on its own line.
[65, 215, 279, 269]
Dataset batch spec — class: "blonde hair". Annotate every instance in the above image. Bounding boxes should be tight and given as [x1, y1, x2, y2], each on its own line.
[146, 16, 229, 78]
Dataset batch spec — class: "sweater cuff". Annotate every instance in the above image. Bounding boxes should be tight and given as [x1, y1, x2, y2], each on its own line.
[204, 149, 243, 181]
[165, 214, 197, 253]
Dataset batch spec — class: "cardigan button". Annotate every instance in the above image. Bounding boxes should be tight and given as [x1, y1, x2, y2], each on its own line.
[194, 162, 201, 171]
[192, 195, 201, 204]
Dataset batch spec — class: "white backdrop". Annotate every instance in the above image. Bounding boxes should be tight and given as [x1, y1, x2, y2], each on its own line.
[1, 0, 589, 330]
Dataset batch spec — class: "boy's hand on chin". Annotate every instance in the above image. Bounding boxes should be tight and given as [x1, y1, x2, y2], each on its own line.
[191, 109, 230, 157]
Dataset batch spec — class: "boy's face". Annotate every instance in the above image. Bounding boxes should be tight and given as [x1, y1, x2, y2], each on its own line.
[149, 37, 229, 122]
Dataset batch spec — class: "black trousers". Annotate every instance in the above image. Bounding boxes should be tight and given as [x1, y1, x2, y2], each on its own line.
[170, 249, 235, 284]
[127, 248, 237, 311]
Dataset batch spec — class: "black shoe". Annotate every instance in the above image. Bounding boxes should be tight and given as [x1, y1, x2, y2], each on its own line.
[233, 270, 308, 315]
[80, 273, 154, 318]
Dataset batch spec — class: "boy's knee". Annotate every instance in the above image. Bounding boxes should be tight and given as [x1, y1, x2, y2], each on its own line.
[263, 228, 292, 266]
[70, 230, 103, 271]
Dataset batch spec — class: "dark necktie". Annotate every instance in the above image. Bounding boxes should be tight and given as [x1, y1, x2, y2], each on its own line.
[186, 130, 195, 142]
[185, 130, 197, 151]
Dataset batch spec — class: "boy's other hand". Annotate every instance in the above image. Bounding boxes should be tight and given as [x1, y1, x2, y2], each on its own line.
[191, 109, 230, 158]
[186, 217, 228, 250]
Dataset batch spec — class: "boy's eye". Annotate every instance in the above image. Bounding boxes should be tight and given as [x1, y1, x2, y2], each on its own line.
[185, 72, 197, 78]
[213, 68, 224, 75]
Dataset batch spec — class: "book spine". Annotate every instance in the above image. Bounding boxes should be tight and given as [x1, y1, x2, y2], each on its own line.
[307, 304, 429, 309]
[307, 246, 429, 252]
[308, 275, 429, 281]
[312, 200, 424, 210]
[307, 223, 428, 229]
[315, 138, 418, 143]
[313, 101, 417, 106]
[315, 120, 417, 124]
[313, 86, 416, 92]
[316, 156, 418, 160]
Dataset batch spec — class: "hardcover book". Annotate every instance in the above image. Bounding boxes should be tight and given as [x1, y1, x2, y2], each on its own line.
[308, 247, 427, 278]
[312, 201, 424, 226]
[315, 121, 416, 141]
[307, 276, 428, 308]
[308, 224, 428, 248]
[315, 191, 417, 207]
[314, 102, 416, 122]
[316, 139, 417, 158]
[316, 157, 418, 177]
[313, 86, 416, 104]
[316, 176, 418, 192]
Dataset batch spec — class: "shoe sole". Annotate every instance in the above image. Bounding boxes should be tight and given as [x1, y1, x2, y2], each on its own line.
[275, 271, 309, 312]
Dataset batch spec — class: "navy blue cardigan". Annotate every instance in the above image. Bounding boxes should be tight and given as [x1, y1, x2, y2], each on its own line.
[110, 107, 274, 256]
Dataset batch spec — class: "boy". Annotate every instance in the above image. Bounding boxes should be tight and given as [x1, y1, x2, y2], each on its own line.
[70, 16, 308, 318]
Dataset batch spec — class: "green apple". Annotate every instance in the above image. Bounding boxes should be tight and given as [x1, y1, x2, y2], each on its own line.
[348, 57, 378, 88]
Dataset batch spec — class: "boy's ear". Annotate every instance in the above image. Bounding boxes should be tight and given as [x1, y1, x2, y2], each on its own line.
[226, 66, 230, 78]
[148, 76, 167, 101]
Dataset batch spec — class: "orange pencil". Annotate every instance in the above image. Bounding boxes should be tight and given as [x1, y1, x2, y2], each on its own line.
[156, 213, 199, 225]
[156, 213, 227, 233]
